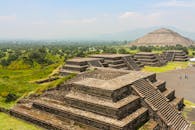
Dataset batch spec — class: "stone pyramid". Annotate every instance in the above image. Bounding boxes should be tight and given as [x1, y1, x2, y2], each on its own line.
[129, 28, 194, 46]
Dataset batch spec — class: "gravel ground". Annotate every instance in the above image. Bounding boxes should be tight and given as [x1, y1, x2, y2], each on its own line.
[157, 67, 195, 102]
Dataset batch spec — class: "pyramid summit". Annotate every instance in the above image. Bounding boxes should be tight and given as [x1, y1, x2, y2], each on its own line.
[129, 28, 194, 46]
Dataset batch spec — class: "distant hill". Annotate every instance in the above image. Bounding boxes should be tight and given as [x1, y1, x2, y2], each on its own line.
[128, 28, 194, 46]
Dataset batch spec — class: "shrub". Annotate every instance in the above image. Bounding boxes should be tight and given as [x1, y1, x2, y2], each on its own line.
[5, 93, 18, 102]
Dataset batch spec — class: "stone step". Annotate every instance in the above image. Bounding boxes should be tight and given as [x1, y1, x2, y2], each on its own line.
[132, 79, 189, 130]
[138, 63, 144, 68]
[60, 69, 80, 76]
[136, 58, 158, 62]
[63, 64, 88, 72]
[66, 60, 87, 66]
[134, 55, 156, 59]
[152, 80, 166, 92]
[65, 91, 141, 119]
[120, 67, 129, 70]
[33, 100, 149, 130]
[170, 97, 184, 110]
[139, 61, 160, 66]
[139, 119, 160, 130]
[174, 58, 188, 61]
[162, 88, 175, 101]
[109, 63, 127, 69]
[71, 78, 132, 102]
[10, 105, 70, 130]
[106, 59, 124, 65]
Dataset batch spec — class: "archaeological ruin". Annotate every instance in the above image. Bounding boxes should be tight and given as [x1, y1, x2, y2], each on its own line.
[90, 54, 143, 71]
[129, 28, 194, 47]
[10, 67, 190, 130]
[134, 52, 167, 67]
[163, 50, 189, 62]
[60, 54, 143, 75]
[60, 57, 104, 75]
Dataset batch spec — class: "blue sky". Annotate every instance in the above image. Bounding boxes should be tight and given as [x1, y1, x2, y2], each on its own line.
[0, 0, 195, 39]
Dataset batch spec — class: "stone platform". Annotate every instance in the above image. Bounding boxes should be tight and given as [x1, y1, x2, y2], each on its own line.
[10, 68, 190, 130]
[90, 54, 143, 70]
[134, 52, 167, 67]
[60, 57, 104, 76]
[163, 50, 189, 62]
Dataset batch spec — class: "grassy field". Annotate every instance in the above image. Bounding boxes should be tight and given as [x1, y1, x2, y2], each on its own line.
[0, 63, 62, 109]
[142, 62, 191, 73]
[0, 112, 42, 130]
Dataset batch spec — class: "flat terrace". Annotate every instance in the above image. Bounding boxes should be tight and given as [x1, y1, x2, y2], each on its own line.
[90, 54, 131, 58]
[135, 52, 156, 55]
[165, 50, 185, 53]
[67, 57, 103, 62]
[73, 70, 155, 91]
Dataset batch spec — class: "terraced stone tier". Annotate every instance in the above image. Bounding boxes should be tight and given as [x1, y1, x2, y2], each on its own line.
[134, 55, 157, 59]
[63, 64, 88, 72]
[139, 119, 160, 130]
[64, 91, 141, 119]
[33, 99, 149, 130]
[90, 54, 131, 60]
[109, 63, 127, 69]
[90, 54, 142, 71]
[106, 59, 124, 65]
[170, 97, 184, 110]
[60, 69, 80, 75]
[152, 80, 166, 92]
[162, 88, 175, 101]
[71, 71, 156, 102]
[163, 50, 189, 62]
[66, 58, 103, 66]
[71, 78, 132, 102]
[10, 105, 70, 130]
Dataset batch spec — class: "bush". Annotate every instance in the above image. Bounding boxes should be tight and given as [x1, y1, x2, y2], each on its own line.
[5, 93, 18, 102]
[139, 46, 152, 52]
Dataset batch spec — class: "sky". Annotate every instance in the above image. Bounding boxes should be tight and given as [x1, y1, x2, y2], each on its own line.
[0, 0, 195, 40]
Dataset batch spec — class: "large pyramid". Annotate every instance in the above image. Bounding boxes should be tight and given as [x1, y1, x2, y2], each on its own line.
[129, 28, 194, 46]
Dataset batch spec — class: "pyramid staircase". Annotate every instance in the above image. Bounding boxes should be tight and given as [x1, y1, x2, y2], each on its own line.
[163, 50, 189, 62]
[132, 78, 190, 130]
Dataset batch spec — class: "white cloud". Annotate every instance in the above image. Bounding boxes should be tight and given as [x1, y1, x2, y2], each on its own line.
[119, 12, 138, 19]
[156, 0, 195, 7]
[0, 15, 16, 22]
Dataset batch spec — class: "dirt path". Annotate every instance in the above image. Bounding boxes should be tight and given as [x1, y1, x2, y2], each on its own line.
[157, 67, 195, 102]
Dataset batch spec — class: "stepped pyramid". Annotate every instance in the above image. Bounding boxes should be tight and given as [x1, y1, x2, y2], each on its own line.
[60, 57, 104, 75]
[134, 52, 167, 66]
[10, 68, 190, 130]
[163, 50, 189, 62]
[90, 54, 143, 71]
[129, 28, 194, 46]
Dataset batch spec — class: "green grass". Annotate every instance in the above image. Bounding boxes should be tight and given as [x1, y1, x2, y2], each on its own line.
[142, 62, 190, 73]
[183, 100, 195, 125]
[0, 63, 61, 109]
[0, 112, 42, 130]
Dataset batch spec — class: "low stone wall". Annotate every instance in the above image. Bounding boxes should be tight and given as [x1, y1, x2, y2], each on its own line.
[10, 109, 65, 130]
[65, 95, 141, 120]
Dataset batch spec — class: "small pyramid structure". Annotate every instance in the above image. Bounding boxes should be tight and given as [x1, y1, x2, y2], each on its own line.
[10, 68, 190, 130]
[163, 50, 189, 62]
[129, 28, 194, 46]
[134, 52, 167, 66]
